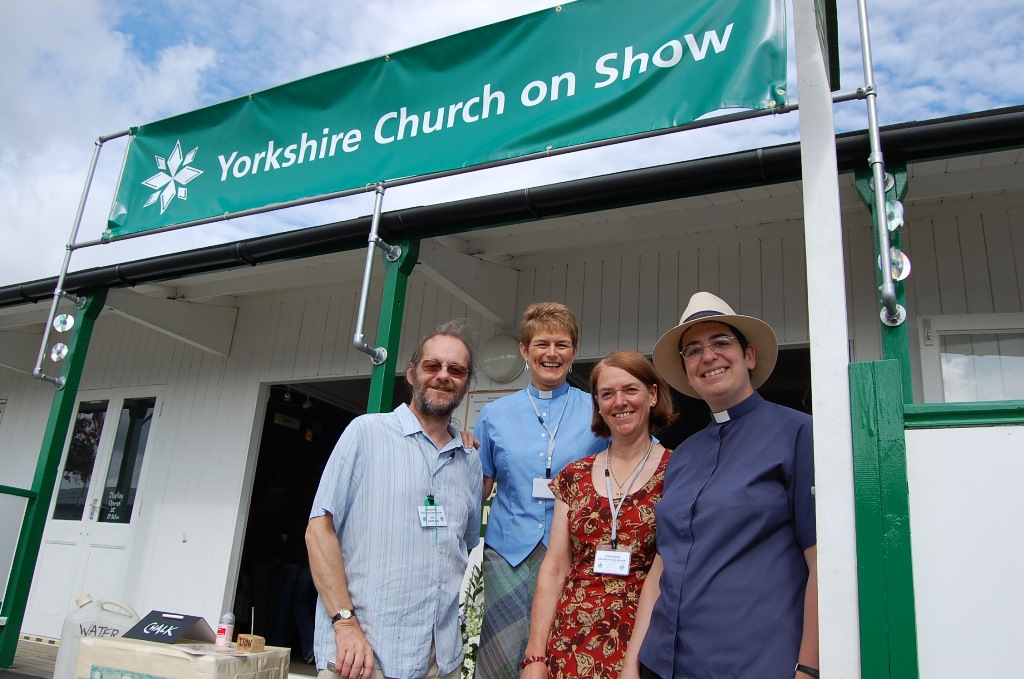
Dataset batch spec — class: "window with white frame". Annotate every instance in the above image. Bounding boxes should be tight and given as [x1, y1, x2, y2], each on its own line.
[919, 313, 1024, 403]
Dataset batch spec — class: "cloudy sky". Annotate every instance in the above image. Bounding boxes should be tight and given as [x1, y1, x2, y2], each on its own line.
[1, 0, 1021, 288]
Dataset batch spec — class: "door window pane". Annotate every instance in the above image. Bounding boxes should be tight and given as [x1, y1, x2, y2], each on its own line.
[53, 401, 108, 520]
[940, 333, 1024, 402]
[98, 397, 156, 524]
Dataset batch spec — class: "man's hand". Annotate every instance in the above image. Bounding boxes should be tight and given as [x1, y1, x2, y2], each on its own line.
[331, 620, 375, 679]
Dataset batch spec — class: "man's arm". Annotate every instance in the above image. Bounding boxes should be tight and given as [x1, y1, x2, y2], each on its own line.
[795, 544, 819, 678]
[482, 475, 494, 503]
[306, 514, 375, 679]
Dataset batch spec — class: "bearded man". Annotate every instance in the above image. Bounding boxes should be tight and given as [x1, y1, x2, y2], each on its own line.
[307, 319, 483, 679]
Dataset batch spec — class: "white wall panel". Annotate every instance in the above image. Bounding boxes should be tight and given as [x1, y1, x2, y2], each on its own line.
[906, 426, 1024, 678]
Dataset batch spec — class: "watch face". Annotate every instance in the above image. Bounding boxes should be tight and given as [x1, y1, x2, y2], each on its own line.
[333, 609, 354, 622]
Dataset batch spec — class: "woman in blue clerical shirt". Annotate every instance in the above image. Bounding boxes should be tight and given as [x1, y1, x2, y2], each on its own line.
[473, 302, 605, 679]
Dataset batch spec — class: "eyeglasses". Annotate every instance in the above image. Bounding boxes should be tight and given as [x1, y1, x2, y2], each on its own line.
[680, 335, 739, 361]
[419, 359, 469, 379]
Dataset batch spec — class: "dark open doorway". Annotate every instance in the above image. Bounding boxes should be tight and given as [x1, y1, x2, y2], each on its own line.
[234, 379, 411, 671]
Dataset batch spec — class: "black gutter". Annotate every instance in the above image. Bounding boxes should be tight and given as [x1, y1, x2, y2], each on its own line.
[3, 105, 1022, 310]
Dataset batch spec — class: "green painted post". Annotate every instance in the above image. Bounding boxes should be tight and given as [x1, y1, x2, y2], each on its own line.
[366, 239, 419, 414]
[855, 166, 913, 402]
[0, 289, 107, 667]
[849, 360, 920, 678]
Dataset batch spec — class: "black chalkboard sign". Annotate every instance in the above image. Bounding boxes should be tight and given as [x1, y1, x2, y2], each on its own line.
[123, 611, 215, 644]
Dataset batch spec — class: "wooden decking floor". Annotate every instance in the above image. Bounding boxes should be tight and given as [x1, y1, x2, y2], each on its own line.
[1, 638, 57, 678]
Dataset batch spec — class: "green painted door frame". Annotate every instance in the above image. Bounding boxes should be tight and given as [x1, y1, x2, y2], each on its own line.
[0, 289, 107, 668]
[366, 239, 420, 414]
[849, 359, 920, 678]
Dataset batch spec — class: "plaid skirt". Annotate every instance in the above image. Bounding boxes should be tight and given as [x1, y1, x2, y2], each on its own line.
[474, 542, 546, 679]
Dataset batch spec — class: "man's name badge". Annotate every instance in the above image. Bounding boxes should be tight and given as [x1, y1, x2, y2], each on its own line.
[594, 544, 631, 576]
[532, 477, 555, 499]
[418, 505, 448, 527]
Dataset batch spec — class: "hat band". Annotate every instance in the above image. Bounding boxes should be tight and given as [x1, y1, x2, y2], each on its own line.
[682, 309, 724, 323]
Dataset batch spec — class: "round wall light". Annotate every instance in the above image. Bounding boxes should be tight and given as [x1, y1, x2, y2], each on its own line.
[479, 334, 524, 383]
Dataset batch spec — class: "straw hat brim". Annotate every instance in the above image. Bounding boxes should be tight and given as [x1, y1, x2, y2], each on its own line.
[652, 311, 779, 399]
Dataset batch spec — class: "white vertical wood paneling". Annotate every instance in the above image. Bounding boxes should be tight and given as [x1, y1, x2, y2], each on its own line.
[637, 253, 661, 352]
[657, 251, 679, 342]
[782, 233, 809, 341]
[739, 240, 763, 321]
[932, 216, 967, 314]
[1009, 207, 1024, 308]
[717, 242, 741, 314]
[906, 219, 941, 316]
[698, 243, 721, 295]
[564, 260, 586, 342]
[847, 224, 882, 362]
[534, 267, 553, 306]
[599, 258, 622, 355]
[580, 260, 603, 358]
[958, 214, 993, 314]
[760, 237, 786, 341]
[981, 210, 1021, 313]
[619, 254, 641, 353]
[550, 262, 568, 311]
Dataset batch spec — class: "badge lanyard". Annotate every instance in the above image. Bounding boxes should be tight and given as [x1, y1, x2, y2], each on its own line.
[527, 389, 571, 478]
[603, 438, 654, 549]
[418, 443, 455, 542]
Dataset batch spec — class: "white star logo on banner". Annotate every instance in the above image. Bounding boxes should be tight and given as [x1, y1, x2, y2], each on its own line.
[141, 140, 203, 214]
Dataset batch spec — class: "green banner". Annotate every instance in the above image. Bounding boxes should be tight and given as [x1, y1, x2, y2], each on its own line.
[107, 0, 786, 237]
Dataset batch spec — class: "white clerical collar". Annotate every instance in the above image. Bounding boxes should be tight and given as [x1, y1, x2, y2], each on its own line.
[527, 382, 570, 400]
[712, 410, 731, 423]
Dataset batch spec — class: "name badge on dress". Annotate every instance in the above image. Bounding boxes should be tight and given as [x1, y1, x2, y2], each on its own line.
[594, 544, 631, 576]
[418, 504, 448, 527]
[532, 477, 555, 499]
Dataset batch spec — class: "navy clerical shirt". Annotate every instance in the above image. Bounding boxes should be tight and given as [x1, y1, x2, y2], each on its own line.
[639, 392, 815, 679]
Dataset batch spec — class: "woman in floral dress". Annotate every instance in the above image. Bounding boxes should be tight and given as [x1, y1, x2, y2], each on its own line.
[520, 350, 676, 679]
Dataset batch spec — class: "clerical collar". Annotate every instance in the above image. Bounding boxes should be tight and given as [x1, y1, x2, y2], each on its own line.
[527, 382, 570, 400]
[710, 392, 763, 423]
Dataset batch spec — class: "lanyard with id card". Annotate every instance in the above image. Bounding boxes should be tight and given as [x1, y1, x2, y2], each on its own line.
[595, 440, 653, 576]
[528, 389, 569, 499]
[418, 495, 448, 527]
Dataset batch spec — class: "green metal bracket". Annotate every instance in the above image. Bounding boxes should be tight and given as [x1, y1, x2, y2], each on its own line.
[0, 486, 37, 500]
[366, 239, 420, 414]
[0, 289, 107, 668]
[855, 165, 913, 402]
[849, 360, 920, 678]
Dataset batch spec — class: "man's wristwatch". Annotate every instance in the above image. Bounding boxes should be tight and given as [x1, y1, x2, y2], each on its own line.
[795, 663, 820, 678]
[331, 609, 356, 623]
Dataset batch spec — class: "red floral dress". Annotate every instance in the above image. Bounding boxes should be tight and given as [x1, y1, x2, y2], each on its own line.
[546, 450, 670, 679]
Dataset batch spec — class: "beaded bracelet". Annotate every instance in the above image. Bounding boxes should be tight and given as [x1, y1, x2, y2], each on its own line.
[519, 655, 548, 669]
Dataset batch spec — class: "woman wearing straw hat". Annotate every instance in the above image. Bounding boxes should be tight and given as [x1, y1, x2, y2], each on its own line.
[622, 292, 819, 679]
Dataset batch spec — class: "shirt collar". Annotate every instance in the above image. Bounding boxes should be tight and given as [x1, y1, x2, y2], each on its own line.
[395, 403, 466, 453]
[527, 382, 571, 400]
[710, 391, 763, 423]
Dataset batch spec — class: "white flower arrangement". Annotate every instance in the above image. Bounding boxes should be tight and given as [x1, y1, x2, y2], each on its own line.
[459, 564, 484, 679]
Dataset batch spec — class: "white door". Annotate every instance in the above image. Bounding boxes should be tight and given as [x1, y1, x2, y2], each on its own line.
[23, 392, 158, 638]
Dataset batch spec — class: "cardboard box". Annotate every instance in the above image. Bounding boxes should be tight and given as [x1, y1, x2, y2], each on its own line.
[75, 636, 290, 679]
